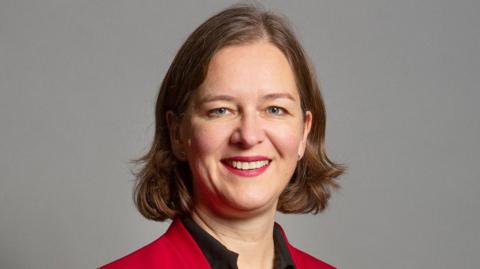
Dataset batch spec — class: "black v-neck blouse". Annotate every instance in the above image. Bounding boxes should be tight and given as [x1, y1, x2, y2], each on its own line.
[181, 216, 295, 269]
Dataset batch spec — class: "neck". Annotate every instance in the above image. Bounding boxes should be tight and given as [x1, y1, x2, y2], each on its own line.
[191, 205, 276, 269]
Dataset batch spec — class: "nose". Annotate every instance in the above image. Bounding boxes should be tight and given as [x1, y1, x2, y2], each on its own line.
[230, 111, 265, 148]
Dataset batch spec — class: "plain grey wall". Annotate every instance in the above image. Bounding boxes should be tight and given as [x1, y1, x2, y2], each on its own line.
[1, 0, 479, 268]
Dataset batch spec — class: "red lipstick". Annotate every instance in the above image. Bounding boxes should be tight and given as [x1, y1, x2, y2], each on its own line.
[221, 156, 271, 177]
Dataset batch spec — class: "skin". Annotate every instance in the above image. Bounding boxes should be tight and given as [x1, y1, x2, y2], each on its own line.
[167, 41, 312, 269]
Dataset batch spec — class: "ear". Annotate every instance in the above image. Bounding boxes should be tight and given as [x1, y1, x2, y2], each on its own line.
[166, 111, 187, 161]
[298, 111, 312, 159]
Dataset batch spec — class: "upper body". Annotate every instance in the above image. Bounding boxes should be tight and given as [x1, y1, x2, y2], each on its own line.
[100, 217, 335, 269]
[101, 4, 343, 269]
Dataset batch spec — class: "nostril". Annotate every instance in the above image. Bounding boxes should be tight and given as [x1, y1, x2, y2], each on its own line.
[234, 132, 264, 147]
[229, 114, 266, 147]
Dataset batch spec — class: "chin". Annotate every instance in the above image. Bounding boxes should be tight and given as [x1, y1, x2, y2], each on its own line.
[222, 192, 278, 215]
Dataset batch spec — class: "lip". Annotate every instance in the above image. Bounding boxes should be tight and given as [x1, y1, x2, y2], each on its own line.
[221, 156, 271, 177]
[223, 156, 271, 162]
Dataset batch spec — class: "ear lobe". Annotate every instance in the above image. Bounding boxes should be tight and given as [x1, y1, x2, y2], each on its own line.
[166, 111, 187, 161]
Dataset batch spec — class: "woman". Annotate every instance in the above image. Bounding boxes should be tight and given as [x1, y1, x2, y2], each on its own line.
[101, 4, 344, 269]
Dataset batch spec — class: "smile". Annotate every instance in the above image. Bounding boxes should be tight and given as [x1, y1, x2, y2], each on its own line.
[221, 156, 271, 177]
[228, 160, 269, 170]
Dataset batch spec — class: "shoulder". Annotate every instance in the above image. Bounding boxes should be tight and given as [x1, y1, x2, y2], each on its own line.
[99, 218, 210, 269]
[98, 234, 175, 269]
[287, 244, 336, 269]
[275, 222, 336, 269]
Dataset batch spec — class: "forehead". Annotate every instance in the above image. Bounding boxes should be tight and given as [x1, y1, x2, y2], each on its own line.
[195, 42, 299, 101]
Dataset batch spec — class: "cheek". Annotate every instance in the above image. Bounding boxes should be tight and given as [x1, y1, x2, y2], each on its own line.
[266, 122, 304, 157]
[185, 121, 230, 159]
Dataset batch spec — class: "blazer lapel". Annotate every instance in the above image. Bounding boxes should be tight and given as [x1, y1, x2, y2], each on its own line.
[164, 218, 212, 269]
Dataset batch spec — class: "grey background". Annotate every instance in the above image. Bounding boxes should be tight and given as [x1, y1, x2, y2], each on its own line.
[1, 0, 479, 268]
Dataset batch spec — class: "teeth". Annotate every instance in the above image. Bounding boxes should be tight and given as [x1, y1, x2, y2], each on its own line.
[230, 160, 269, 170]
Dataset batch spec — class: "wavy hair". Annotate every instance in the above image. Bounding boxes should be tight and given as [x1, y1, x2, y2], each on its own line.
[133, 4, 345, 221]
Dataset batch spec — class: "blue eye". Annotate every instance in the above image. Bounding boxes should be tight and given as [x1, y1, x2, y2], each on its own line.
[208, 107, 229, 117]
[266, 106, 285, 115]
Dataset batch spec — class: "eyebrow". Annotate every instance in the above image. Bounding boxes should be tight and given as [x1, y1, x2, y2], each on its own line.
[262, 93, 297, 102]
[197, 92, 297, 105]
[197, 94, 235, 105]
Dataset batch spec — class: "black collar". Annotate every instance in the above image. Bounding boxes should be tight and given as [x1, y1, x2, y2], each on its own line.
[181, 216, 295, 269]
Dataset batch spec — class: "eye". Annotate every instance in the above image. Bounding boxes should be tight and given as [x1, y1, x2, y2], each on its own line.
[266, 106, 286, 115]
[208, 107, 230, 117]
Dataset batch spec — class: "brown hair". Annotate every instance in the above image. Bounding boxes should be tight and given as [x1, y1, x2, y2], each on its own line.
[134, 4, 345, 221]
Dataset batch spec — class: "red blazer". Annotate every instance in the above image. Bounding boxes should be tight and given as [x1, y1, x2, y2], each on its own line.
[100, 218, 335, 269]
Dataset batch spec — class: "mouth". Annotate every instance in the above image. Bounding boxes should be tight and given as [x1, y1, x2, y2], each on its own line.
[221, 156, 271, 177]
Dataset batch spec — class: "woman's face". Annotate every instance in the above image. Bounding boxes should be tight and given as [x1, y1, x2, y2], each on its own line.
[174, 42, 311, 218]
